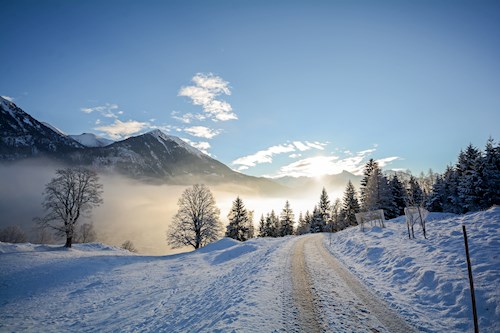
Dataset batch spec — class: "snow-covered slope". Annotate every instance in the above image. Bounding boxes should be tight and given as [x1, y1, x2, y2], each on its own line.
[324, 206, 500, 332]
[0, 208, 498, 332]
[0, 237, 295, 332]
[69, 133, 114, 147]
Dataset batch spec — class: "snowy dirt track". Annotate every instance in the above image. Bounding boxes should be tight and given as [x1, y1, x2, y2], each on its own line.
[292, 234, 416, 333]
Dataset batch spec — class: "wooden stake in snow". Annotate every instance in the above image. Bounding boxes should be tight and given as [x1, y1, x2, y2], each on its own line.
[462, 225, 479, 333]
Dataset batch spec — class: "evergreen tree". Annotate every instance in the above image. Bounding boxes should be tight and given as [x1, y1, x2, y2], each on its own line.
[364, 166, 393, 213]
[342, 180, 360, 227]
[225, 196, 252, 241]
[279, 201, 295, 236]
[389, 175, 407, 216]
[296, 211, 311, 235]
[457, 144, 484, 212]
[442, 165, 461, 213]
[360, 159, 378, 209]
[310, 206, 323, 233]
[331, 198, 343, 231]
[407, 176, 424, 207]
[258, 214, 266, 237]
[426, 174, 445, 212]
[317, 187, 331, 231]
[482, 137, 500, 208]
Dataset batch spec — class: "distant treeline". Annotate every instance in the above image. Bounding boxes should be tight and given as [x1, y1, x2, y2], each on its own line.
[223, 137, 499, 240]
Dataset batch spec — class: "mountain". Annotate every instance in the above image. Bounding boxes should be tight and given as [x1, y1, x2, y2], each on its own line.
[69, 133, 114, 147]
[273, 170, 362, 192]
[0, 97, 283, 192]
[0, 97, 83, 159]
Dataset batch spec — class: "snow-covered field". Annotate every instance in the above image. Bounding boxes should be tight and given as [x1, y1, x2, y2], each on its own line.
[324, 206, 500, 332]
[0, 207, 498, 332]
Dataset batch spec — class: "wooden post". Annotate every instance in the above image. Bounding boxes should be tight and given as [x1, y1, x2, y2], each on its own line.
[462, 225, 479, 333]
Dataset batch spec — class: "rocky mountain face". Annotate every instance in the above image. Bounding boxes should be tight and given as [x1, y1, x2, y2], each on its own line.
[0, 97, 282, 192]
[0, 97, 83, 159]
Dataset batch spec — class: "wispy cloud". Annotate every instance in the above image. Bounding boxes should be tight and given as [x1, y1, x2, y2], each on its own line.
[1, 95, 14, 102]
[178, 73, 237, 122]
[184, 126, 221, 139]
[232, 144, 296, 170]
[81, 103, 122, 118]
[96, 119, 150, 140]
[268, 148, 400, 178]
[181, 138, 211, 156]
[171, 111, 206, 124]
[232, 140, 329, 171]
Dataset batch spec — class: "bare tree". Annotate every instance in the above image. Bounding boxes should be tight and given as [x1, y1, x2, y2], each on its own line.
[75, 223, 97, 243]
[36, 168, 103, 248]
[0, 225, 27, 243]
[121, 240, 138, 253]
[167, 184, 223, 249]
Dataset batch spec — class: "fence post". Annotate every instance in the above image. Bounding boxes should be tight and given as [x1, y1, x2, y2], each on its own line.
[462, 225, 479, 333]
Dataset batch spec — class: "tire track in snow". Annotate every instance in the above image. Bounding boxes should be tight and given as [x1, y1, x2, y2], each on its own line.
[291, 236, 323, 333]
[305, 234, 417, 333]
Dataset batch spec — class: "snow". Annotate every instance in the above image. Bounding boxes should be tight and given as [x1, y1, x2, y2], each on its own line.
[42, 122, 67, 136]
[324, 206, 500, 332]
[0, 208, 498, 332]
[0, 238, 295, 332]
[147, 129, 206, 158]
[70, 133, 114, 147]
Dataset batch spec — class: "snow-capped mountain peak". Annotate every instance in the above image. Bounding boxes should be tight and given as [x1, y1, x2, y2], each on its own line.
[69, 133, 114, 147]
[145, 129, 205, 158]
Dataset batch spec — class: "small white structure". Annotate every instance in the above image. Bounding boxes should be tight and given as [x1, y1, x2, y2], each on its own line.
[404, 206, 429, 239]
[355, 209, 385, 232]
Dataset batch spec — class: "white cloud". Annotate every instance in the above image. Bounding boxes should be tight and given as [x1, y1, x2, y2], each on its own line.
[376, 156, 401, 167]
[181, 138, 212, 155]
[1, 95, 14, 102]
[81, 103, 120, 118]
[178, 73, 237, 122]
[232, 144, 296, 168]
[171, 111, 206, 124]
[232, 140, 330, 170]
[306, 141, 327, 150]
[96, 119, 150, 140]
[266, 147, 400, 178]
[184, 126, 221, 139]
[293, 141, 311, 152]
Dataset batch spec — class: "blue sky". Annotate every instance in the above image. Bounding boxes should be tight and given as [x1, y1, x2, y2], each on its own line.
[1, 0, 499, 178]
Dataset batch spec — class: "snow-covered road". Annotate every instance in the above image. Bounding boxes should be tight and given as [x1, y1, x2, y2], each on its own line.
[292, 234, 416, 332]
[1, 208, 498, 332]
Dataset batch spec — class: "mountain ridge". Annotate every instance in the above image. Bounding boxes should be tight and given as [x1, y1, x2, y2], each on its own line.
[0, 97, 284, 193]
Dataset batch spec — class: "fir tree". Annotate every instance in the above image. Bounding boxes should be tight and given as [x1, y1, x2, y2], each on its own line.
[364, 166, 393, 213]
[360, 159, 378, 209]
[389, 175, 407, 216]
[482, 137, 500, 208]
[457, 144, 484, 212]
[279, 201, 295, 236]
[331, 198, 343, 231]
[310, 206, 323, 233]
[296, 211, 311, 235]
[317, 187, 331, 231]
[258, 214, 266, 237]
[226, 196, 252, 241]
[407, 176, 424, 207]
[342, 180, 360, 227]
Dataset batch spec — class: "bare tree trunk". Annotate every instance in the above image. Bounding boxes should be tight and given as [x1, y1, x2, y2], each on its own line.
[65, 236, 72, 248]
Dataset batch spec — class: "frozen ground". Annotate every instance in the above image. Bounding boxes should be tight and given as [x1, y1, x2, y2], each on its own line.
[0, 207, 498, 332]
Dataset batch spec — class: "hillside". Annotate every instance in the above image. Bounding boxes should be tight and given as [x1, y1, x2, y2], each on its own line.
[1, 207, 498, 332]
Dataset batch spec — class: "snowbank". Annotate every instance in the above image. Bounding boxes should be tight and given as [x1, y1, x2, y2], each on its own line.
[324, 206, 500, 332]
[0, 237, 295, 332]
